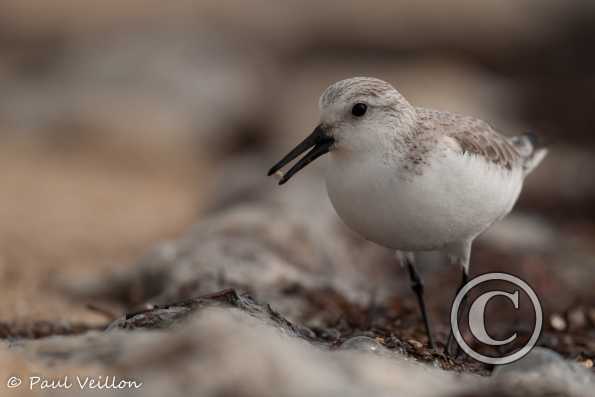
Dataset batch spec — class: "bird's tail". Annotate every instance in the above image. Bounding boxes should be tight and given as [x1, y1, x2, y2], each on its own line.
[508, 132, 548, 176]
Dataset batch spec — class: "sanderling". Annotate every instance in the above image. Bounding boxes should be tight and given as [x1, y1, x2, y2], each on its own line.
[268, 77, 547, 354]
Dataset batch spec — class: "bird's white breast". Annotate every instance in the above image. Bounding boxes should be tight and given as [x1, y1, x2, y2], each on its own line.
[325, 146, 524, 251]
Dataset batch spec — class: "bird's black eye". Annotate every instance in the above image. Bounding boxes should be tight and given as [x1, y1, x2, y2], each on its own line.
[351, 103, 367, 117]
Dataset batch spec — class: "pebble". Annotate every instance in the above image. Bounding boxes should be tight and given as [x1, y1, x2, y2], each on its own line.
[341, 336, 386, 354]
[492, 347, 595, 394]
[568, 308, 587, 330]
[550, 313, 567, 331]
[407, 339, 423, 350]
[492, 347, 565, 376]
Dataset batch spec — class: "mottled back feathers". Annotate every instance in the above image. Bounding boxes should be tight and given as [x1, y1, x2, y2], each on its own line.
[415, 108, 545, 175]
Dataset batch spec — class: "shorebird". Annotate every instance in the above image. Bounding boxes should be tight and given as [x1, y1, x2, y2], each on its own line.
[267, 77, 547, 354]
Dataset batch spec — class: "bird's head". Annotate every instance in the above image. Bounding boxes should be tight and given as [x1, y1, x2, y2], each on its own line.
[268, 77, 415, 184]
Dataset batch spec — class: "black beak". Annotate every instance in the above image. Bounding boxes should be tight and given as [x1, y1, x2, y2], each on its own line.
[268, 124, 334, 185]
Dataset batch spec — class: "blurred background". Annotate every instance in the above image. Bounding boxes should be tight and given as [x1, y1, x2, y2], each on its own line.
[0, 0, 594, 343]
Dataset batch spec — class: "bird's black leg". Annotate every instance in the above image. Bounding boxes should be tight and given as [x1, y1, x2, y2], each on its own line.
[445, 269, 469, 357]
[406, 259, 435, 349]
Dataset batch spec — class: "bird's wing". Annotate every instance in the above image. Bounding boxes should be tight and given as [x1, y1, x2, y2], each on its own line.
[449, 125, 521, 171]
[416, 108, 522, 171]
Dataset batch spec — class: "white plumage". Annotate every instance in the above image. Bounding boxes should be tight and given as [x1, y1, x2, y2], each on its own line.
[269, 77, 547, 353]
